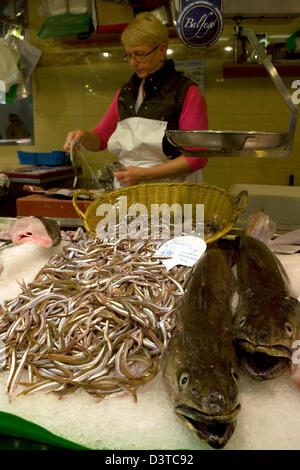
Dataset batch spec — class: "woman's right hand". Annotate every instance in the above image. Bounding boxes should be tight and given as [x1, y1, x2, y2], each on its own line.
[63, 130, 87, 153]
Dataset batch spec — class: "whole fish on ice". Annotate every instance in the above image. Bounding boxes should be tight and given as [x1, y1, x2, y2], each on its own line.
[0, 216, 61, 247]
[234, 234, 300, 381]
[162, 248, 240, 449]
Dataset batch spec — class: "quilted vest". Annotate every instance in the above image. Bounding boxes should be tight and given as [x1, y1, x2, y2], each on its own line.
[117, 59, 195, 158]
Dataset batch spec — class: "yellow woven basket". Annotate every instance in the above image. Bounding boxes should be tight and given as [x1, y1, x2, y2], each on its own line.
[72, 182, 248, 244]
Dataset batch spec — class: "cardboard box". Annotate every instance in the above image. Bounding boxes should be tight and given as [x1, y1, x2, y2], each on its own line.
[95, 0, 133, 26]
[16, 194, 92, 220]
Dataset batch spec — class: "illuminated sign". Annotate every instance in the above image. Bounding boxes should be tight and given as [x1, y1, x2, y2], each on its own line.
[177, 1, 223, 48]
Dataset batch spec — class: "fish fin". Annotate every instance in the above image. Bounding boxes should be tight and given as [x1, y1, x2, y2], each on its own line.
[273, 255, 291, 296]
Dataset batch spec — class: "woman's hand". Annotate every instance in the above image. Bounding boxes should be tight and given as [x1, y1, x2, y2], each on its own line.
[113, 157, 191, 187]
[113, 166, 146, 187]
[64, 130, 86, 153]
[63, 130, 101, 153]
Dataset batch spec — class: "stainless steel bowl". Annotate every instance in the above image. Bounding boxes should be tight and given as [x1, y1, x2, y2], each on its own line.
[166, 130, 291, 151]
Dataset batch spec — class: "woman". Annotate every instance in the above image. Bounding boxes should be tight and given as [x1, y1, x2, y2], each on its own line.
[64, 12, 208, 189]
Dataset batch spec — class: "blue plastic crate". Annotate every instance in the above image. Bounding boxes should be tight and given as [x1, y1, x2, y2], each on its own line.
[36, 151, 67, 166]
[18, 151, 70, 166]
[17, 151, 36, 165]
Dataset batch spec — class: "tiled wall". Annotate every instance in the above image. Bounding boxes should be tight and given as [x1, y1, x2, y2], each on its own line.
[204, 61, 300, 188]
[0, 1, 300, 191]
[32, 62, 132, 170]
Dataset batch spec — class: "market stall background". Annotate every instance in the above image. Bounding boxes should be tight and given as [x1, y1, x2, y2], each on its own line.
[1, 0, 300, 451]
[1, 0, 300, 189]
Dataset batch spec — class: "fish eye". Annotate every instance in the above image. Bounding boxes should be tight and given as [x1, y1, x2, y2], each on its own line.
[285, 322, 294, 337]
[231, 368, 239, 381]
[179, 372, 189, 388]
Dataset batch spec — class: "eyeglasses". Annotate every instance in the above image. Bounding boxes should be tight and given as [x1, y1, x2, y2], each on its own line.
[122, 45, 159, 63]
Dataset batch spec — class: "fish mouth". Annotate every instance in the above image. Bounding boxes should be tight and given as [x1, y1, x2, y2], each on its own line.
[176, 404, 241, 449]
[234, 339, 291, 380]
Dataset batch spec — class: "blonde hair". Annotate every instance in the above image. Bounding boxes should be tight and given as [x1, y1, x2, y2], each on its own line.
[121, 12, 169, 48]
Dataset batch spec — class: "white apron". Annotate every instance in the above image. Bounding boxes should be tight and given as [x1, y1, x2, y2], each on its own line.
[107, 116, 203, 189]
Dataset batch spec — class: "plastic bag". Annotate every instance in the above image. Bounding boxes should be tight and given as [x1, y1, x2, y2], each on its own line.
[6, 36, 42, 99]
[245, 211, 276, 245]
[9, 37, 42, 85]
[287, 29, 300, 52]
[0, 38, 21, 92]
[38, 0, 90, 16]
[37, 13, 93, 39]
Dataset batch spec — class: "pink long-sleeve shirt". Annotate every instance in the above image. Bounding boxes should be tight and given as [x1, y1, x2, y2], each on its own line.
[93, 84, 208, 173]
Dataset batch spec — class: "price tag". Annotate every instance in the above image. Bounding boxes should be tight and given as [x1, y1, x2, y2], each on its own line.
[155, 236, 207, 271]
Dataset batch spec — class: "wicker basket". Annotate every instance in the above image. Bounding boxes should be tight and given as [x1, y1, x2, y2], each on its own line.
[72, 182, 248, 244]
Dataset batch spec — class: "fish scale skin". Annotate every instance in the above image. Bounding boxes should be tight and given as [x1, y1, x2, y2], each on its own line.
[234, 234, 300, 380]
[162, 247, 240, 448]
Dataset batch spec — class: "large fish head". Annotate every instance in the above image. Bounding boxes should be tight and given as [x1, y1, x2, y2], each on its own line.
[234, 296, 300, 380]
[162, 332, 240, 449]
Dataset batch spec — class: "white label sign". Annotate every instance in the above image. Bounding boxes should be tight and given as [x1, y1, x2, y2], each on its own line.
[155, 236, 207, 270]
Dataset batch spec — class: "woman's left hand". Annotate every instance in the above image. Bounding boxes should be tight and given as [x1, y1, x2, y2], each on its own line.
[113, 157, 191, 187]
[113, 166, 145, 187]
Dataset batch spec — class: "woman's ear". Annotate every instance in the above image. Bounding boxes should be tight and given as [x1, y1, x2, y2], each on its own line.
[159, 42, 168, 60]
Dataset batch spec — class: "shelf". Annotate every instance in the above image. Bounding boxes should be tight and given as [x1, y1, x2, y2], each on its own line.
[223, 60, 300, 78]
[60, 26, 178, 49]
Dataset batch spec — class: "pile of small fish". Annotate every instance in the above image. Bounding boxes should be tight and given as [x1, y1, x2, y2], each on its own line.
[0, 236, 191, 402]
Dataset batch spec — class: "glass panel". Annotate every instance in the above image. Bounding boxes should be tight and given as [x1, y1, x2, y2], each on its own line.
[0, 0, 33, 146]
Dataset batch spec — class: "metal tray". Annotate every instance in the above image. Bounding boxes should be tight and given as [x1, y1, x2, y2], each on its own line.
[166, 130, 290, 151]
